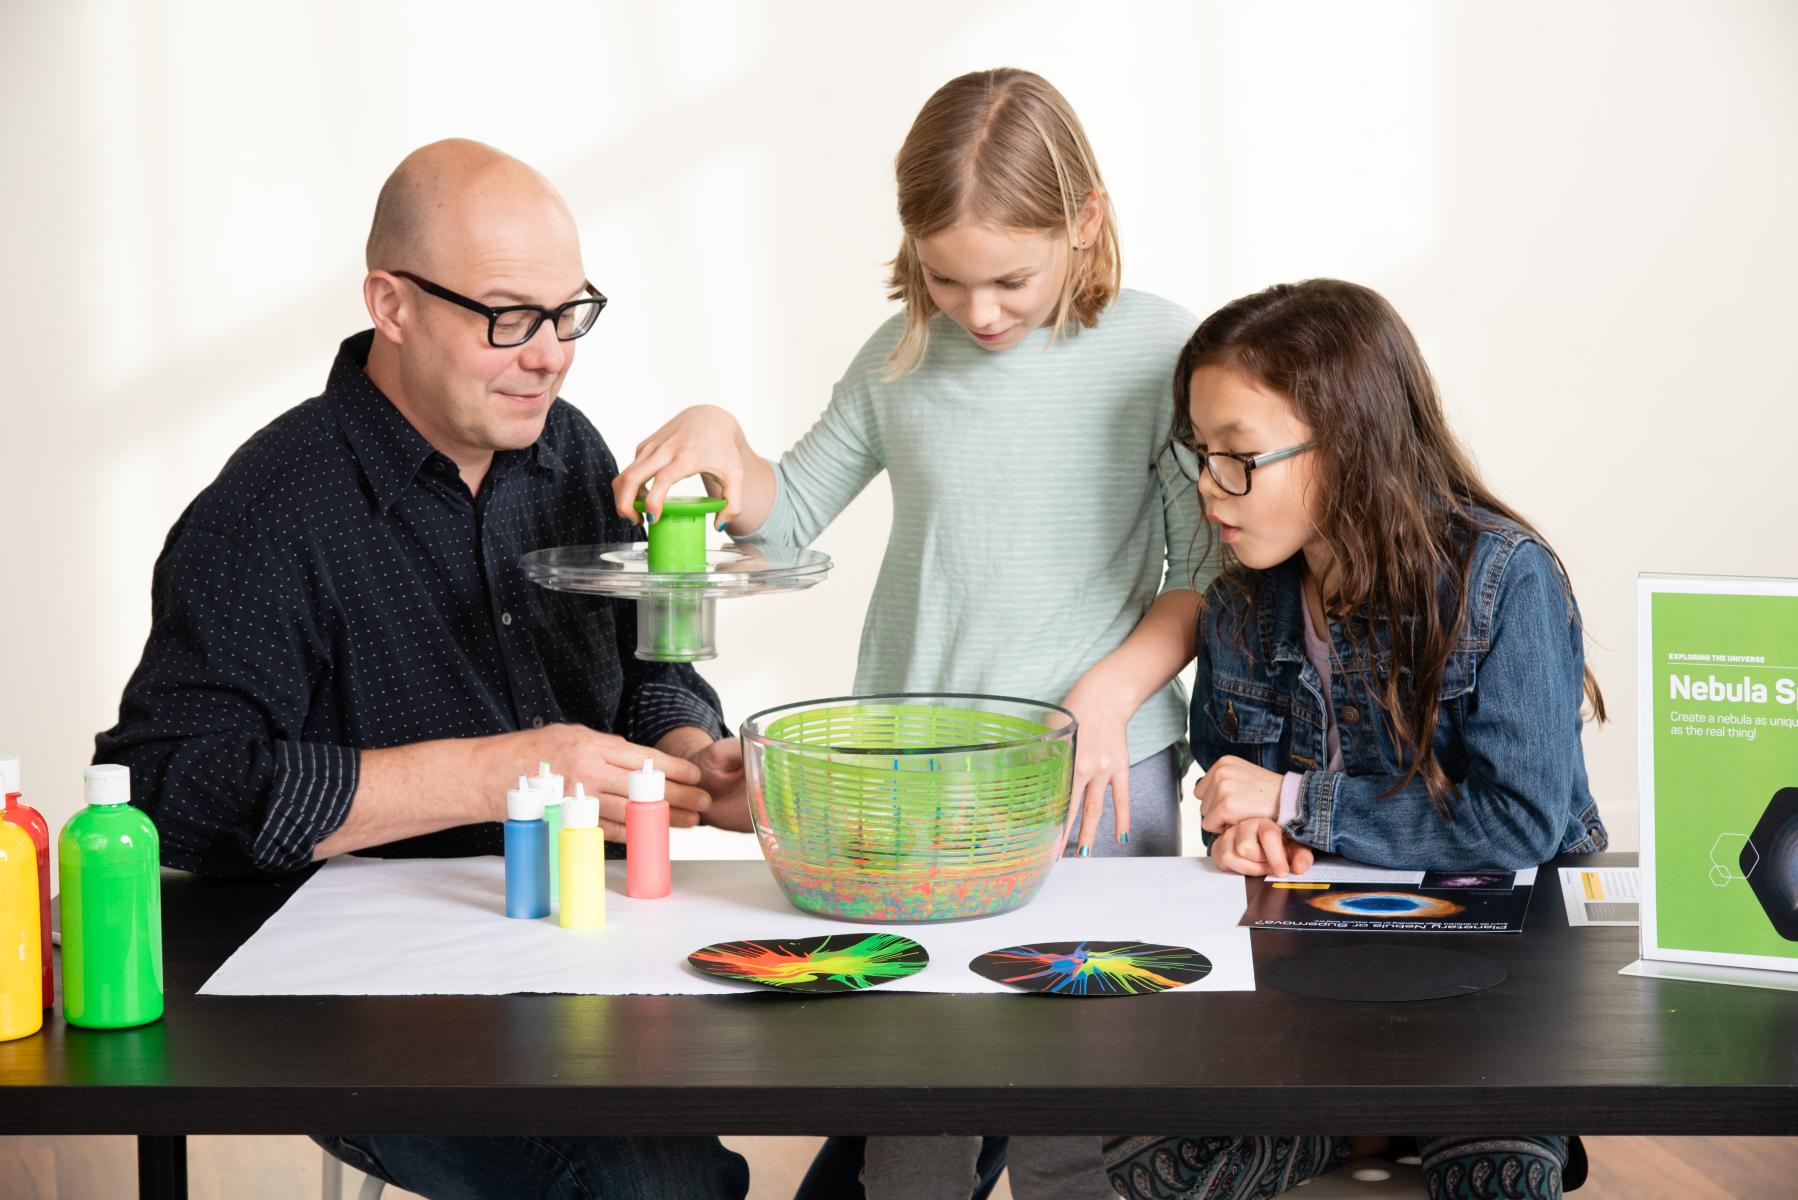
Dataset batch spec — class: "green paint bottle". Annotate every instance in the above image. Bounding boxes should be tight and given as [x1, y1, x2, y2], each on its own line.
[59, 765, 163, 1029]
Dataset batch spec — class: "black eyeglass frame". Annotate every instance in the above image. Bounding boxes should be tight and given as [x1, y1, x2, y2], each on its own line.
[391, 270, 607, 347]
[1158, 437, 1315, 497]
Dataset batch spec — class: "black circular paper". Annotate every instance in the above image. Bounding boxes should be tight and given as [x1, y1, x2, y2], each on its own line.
[686, 932, 928, 994]
[969, 941, 1213, 997]
[1259, 944, 1506, 1002]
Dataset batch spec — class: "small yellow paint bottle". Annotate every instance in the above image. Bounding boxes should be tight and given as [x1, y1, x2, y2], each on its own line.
[558, 784, 605, 930]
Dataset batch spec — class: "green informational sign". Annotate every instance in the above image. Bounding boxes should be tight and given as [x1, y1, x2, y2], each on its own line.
[1639, 575, 1798, 973]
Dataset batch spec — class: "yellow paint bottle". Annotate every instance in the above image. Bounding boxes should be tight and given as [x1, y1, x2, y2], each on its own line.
[558, 784, 605, 930]
[0, 818, 43, 1041]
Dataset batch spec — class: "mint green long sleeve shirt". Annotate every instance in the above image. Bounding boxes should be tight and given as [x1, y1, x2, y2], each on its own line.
[739, 289, 1214, 763]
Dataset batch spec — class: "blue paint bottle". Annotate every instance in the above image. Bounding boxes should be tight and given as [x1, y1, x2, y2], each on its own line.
[504, 774, 550, 919]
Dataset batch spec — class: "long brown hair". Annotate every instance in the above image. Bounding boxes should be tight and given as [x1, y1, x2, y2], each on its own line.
[884, 68, 1121, 378]
[1171, 279, 1605, 815]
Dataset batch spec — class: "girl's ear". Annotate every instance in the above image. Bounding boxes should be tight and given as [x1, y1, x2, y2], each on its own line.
[1074, 190, 1106, 250]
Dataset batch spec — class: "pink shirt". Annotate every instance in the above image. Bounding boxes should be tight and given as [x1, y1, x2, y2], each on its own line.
[1278, 598, 1344, 825]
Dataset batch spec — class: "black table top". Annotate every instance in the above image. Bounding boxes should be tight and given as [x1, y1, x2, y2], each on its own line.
[1, 852, 1794, 1137]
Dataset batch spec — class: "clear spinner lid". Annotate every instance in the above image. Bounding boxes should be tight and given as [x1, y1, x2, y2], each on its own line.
[521, 541, 831, 600]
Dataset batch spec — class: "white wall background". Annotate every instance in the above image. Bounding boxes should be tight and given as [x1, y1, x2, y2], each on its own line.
[3, 0, 1795, 878]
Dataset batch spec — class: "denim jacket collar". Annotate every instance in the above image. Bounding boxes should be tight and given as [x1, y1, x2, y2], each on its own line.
[1254, 555, 1313, 673]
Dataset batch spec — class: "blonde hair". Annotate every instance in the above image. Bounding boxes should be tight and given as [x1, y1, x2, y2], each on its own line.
[885, 68, 1121, 378]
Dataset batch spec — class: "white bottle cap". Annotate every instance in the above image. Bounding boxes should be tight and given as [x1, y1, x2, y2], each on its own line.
[628, 758, 666, 804]
[527, 760, 565, 803]
[0, 755, 18, 794]
[84, 763, 131, 806]
[562, 782, 600, 829]
[507, 774, 546, 821]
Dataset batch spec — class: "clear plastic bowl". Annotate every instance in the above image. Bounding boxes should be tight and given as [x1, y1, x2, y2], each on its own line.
[741, 694, 1076, 922]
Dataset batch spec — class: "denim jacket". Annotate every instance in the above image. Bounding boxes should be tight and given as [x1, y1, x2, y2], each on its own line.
[1190, 513, 1607, 870]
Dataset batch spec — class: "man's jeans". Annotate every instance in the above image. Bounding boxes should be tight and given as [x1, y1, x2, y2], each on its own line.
[315, 1133, 749, 1200]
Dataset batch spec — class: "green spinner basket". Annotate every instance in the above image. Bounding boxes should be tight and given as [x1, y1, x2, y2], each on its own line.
[741, 694, 1077, 922]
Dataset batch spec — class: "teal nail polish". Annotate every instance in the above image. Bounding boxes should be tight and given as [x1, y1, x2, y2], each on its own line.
[1119, 831, 1130, 845]
[1078, 845, 1091, 857]
[717, 520, 729, 533]
[645, 510, 657, 525]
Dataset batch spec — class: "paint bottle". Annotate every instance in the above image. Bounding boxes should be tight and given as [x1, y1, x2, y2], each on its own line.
[0, 756, 51, 1008]
[626, 759, 671, 899]
[504, 775, 551, 919]
[558, 784, 604, 929]
[60, 764, 163, 1029]
[528, 760, 565, 898]
[0, 803, 42, 1041]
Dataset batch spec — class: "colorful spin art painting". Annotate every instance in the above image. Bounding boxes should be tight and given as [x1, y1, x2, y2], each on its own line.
[687, 933, 928, 993]
[967, 941, 1213, 996]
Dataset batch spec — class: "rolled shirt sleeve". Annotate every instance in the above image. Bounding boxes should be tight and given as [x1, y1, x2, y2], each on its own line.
[94, 522, 358, 876]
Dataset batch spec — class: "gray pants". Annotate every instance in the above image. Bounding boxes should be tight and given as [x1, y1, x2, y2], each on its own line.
[1062, 741, 1183, 857]
[862, 746, 1183, 1200]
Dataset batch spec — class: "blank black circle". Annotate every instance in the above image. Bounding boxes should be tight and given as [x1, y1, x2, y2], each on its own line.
[1259, 944, 1506, 1002]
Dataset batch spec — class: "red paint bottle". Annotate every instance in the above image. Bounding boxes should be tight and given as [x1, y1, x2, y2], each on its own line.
[626, 759, 671, 899]
[1, 757, 52, 1009]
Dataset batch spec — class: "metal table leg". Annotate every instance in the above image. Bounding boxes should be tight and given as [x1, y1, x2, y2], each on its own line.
[138, 1134, 187, 1200]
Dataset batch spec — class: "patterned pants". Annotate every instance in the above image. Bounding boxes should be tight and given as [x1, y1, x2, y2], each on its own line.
[1101, 1135, 1573, 1200]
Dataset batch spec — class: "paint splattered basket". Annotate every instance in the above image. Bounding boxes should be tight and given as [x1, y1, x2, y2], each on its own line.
[741, 694, 1076, 922]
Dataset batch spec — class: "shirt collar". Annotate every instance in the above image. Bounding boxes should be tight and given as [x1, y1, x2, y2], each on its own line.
[326, 330, 567, 513]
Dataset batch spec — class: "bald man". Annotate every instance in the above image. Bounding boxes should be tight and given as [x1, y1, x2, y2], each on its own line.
[95, 141, 751, 1197]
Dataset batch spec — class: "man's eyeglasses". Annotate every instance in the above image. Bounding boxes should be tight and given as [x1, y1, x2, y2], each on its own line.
[392, 271, 607, 348]
[1160, 437, 1314, 497]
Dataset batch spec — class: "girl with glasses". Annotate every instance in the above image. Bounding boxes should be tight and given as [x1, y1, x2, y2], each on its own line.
[1093, 278, 1605, 1198]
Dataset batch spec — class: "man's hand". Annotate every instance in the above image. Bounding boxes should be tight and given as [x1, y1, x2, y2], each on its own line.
[1196, 755, 1284, 833]
[691, 737, 752, 832]
[319, 722, 712, 859]
[522, 724, 710, 841]
[1209, 816, 1316, 877]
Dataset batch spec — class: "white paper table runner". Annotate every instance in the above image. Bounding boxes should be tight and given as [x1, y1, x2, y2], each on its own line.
[200, 855, 1256, 996]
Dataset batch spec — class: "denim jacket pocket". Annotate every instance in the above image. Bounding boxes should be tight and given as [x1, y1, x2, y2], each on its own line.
[1364, 647, 1478, 702]
[1200, 689, 1287, 772]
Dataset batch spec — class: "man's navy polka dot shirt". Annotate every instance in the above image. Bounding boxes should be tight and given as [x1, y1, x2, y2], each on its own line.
[95, 331, 725, 876]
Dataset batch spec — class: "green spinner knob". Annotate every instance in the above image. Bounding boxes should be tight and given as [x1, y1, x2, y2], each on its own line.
[634, 496, 726, 573]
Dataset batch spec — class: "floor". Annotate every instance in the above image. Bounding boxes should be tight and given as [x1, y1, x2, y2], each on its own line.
[1, 1134, 1795, 1197]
